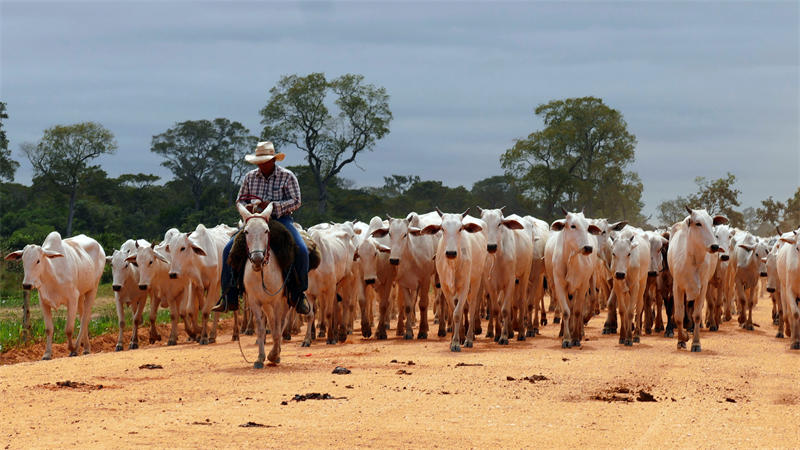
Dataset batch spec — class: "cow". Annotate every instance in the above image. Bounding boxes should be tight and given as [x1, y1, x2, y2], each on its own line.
[705, 224, 736, 331]
[5, 232, 105, 360]
[666, 207, 727, 352]
[544, 209, 602, 348]
[590, 219, 626, 332]
[479, 208, 534, 344]
[641, 230, 669, 334]
[127, 238, 192, 346]
[307, 224, 355, 344]
[521, 215, 551, 336]
[609, 227, 650, 346]
[107, 239, 149, 351]
[371, 212, 438, 340]
[420, 208, 486, 351]
[163, 224, 229, 344]
[765, 237, 789, 338]
[776, 229, 800, 349]
[354, 216, 396, 340]
[733, 232, 769, 330]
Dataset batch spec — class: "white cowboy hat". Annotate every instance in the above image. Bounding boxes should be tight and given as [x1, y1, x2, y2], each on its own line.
[245, 141, 285, 164]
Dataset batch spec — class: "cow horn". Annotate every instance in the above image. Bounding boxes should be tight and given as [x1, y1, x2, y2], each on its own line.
[684, 205, 693, 215]
[435, 206, 444, 217]
[477, 206, 484, 214]
[776, 225, 782, 235]
[499, 206, 506, 213]
[560, 207, 569, 216]
[462, 207, 470, 218]
[386, 213, 394, 220]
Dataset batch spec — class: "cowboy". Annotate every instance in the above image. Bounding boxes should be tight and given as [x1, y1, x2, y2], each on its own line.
[212, 141, 311, 315]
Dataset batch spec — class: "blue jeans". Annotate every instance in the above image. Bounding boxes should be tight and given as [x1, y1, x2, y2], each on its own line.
[220, 215, 309, 305]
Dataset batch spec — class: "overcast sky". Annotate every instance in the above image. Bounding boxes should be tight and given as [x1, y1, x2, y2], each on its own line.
[2, 1, 798, 219]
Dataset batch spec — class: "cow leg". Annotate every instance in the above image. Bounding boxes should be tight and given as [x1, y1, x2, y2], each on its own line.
[603, 290, 618, 334]
[198, 311, 211, 345]
[115, 297, 126, 351]
[673, 287, 688, 349]
[41, 303, 55, 360]
[130, 298, 146, 350]
[736, 283, 747, 326]
[689, 289, 706, 352]
[360, 286, 372, 339]
[302, 302, 314, 347]
[398, 287, 414, 340]
[418, 280, 430, 340]
[376, 284, 391, 340]
[80, 292, 96, 355]
[552, 280, 572, 347]
[65, 297, 78, 356]
[149, 295, 162, 344]
[654, 292, 664, 332]
[450, 296, 466, 352]
[498, 283, 515, 345]
[745, 288, 755, 331]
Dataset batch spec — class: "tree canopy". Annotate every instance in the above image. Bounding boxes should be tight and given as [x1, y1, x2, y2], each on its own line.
[501, 96, 643, 223]
[0, 102, 19, 182]
[260, 73, 392, 214]
[656, 172, 744, 228]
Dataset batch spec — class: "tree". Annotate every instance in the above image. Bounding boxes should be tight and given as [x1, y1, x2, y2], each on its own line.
[151, 118, 256, 211]
[22, 122, 117, 236]
[757, 188, 800, 232]
[655, 173, 744, 228]
[0, 102, 19, 182]
[260, 73, 392, 214]
[501, 97, 642, 223]
[471, 175, 529, 211]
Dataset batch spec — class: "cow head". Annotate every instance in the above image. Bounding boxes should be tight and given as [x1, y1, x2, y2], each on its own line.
[713, 224, 735, 263]
[128, 243, 168, 290]
[737, 236, 769, 275]
[4, 242, 63, 290]
[611, 230, 640, 281]
[479, 207, 524, 254]
[644, 231, 668, 276]
[164, 229, 207, 280]
[377, 212, 422, 266]
[550, 210, 601, 256]
[684, 207, 727, 254]
[421, 208, 482, 260]
[237, 202, 274, 271]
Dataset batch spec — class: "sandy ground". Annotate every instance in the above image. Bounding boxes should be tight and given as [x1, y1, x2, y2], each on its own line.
[1, 293, 799, 449]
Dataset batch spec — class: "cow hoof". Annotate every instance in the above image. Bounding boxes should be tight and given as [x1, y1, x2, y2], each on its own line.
[244, 329, 255, 336]
[475, 326, 482, 335]
[655, 326, 664, 332]
[301, 341, 310, 347]
[326, 339, 336, 345]
[498, 338, 509, 345]
[773, 318, 780, 325]
[254, 361, 264, 369]
[149, 337, 156, 344]
[633, 337, 640, 343]
[644, 329, 652, 335]
[561, 341, 571, 349]
[776, 332, 784, 339]
[571, 339, 581, 347]
[403, 332, 413, 340]
[603, 328, 612, 335]
[232, 335, 239, 342]
[446, 327, 453, 333]
[69, 351, 77, 357]
[265, 329, 272, 335]
[541, 318, 547, 326]
[377, 330, 387, 340]
[790, 342, 800, 350]
[526, 330, 534, 337]
[199, 338, 209, 345]
[362, 329, 372, 338]
[417, 332, 427, 340]
[433, 318, 439, 325]
[690, 344, 702, 352]
[711, 325, 719, 331]
[517, 334, 525, 341]
[493, 335, 500, 343]
[618, 337, 625, 344]
[665, 330, 674, 338]
[115, 345, 123, 352]
[283, 334, 292, 341]
[624, 340, 632, 346]
[167, 339, 177, 346]
[129, 343, 138, 350]
[553, 317, 560, 324]
[464, 340, 473, 348]
[450, 343, 461, 352]
[677, 341, 686, 349]
[209, 338, 216, 344]
[745, 324, 754, 331]
[486, 331, 494, 339]
[268, 355, 280, 364]
[42, 355, 52, 361]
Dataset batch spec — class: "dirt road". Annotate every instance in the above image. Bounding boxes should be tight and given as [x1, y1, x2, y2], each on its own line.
[1, 294, 798, 448]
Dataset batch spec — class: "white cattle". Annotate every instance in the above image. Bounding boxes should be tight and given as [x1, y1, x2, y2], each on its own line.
[610, 227, 650, 346]
[307, 224, 355, 344]
[354, 217, 396, 340]
[765, 236, 789, 338]
[371, 212, 437, 339]
[420, 209, 486, 351]
[706, 224, 736, 330]
[479, 208, 534, 344]
[666, 207, 727, 352]
[5, 232, 105, 360]
[776, 229, 800, 349]
[107, 239, 149, 351]
[127, 236, 191, 346]
[163, 224, 228, 344]
[521, 216, 551, 336]
[733, 232, 769, 330]
[544, 210, 602, 348]
[641, 230, 669, 334]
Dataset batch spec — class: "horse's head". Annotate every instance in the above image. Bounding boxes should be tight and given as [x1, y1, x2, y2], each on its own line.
[237, 202, 274, 272]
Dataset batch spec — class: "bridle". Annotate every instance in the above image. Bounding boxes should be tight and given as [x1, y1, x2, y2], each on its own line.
[242, 214, 291, 297]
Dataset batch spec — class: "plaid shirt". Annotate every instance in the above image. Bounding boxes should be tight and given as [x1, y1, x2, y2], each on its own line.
[236, 166, 301, 218]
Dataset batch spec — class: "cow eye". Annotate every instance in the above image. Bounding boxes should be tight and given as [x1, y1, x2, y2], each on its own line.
[180, 247, 186, 251]
[602, 231, 606, 235]
[695, 223, 702, 227]
[264, 230, 268, 234]
[149, 261, 153, 265]
[571, 225, 576, 229]
[627, 253, 631, 257]
[36, 259, 40, 264]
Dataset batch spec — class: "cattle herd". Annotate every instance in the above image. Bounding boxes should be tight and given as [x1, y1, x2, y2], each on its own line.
[4, 204, 800, 368]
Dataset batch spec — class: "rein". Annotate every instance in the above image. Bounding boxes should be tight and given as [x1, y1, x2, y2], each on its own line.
[243, 214, 291, 298]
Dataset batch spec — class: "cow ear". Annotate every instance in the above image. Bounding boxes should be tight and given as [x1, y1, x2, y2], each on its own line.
[154, 251, 169, 263]
[587, 225, 602, 235]
[190, 245, 207, 256]
[660, 237, 669, 247]
[421, 224, 441, 235]
[106, 255, 113, 264]
[462, 222, 483, 233]
[377, 244, 391, 253]
[408, 226, 422, 236]
[370, 228, 389, 238]
[502, 219, 524, 230]
[610, 221, 627, 231]
[551, 220, 565, 231]
[5, 250, 24, 261]
[779, 237, 796, 245]
[712, 215, 729, 226]
[44, 251, 64, 259]
[738, 244, 754, 252]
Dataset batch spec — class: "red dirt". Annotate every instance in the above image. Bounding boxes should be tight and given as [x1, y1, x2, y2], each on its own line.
[1, 294, 798, 448]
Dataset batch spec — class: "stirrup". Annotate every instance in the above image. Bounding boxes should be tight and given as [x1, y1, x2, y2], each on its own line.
[211, 296, 229, 313]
